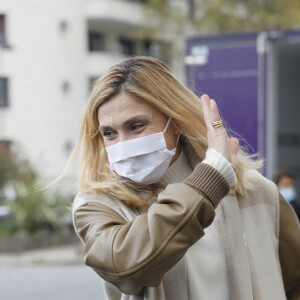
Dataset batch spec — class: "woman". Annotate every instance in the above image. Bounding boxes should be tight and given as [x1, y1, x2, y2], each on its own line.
[62, 56, 299, 299]
[273, 169, 300, 220]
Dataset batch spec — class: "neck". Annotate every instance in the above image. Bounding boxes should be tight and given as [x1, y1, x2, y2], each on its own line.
[161, 146, 193, 185]
[170, 143, 181, 165]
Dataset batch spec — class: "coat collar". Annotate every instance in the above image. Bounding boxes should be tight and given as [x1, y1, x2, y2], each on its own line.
[182, 139, 256, 299]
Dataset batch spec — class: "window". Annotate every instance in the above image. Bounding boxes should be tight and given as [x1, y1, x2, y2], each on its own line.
[118, 38, 136, 56]
[159, 41, 172, 64]
[0, 15, 6, 44]
[141, 39, 172, 65]
[88, 31, 106, 52]
[0, 140, 12, 156]
[64, 140, 74, 155]
[0, 78, 8, 107]
[128, 0, 152, 3]
[61, 80, 71, 94]
[142, 39, 154, 56]
[89, 77, 99, 91]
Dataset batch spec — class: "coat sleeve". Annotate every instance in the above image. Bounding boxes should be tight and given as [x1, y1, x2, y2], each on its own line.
[73, 163, 230, 295]
[278, 192, 300, 300]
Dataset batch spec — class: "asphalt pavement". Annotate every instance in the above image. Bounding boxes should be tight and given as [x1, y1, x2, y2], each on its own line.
[0, 244, 107, 300]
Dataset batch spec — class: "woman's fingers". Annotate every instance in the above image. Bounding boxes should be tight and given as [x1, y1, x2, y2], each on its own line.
[201, 94, 231, 162]
[201, 94, 213, 129]
[228, 137, 239, 156]
[201, 94, 223, 131]
[210, 98, 222, 124]
[228, 137, 239, 167]
[201, 93, 240, 166]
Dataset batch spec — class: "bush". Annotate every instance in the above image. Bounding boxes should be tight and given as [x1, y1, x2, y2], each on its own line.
[0, 151, 73, 236]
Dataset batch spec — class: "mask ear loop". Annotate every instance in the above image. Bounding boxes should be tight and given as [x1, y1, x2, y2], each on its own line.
[164, 118, 181, 149]
[175, 133, 181, 147]
[163, 118, 172, 134]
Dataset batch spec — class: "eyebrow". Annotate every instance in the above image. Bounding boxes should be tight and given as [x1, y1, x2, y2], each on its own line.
[99, 114, 150, 131]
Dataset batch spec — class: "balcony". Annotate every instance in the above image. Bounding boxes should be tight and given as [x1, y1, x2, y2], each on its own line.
[84, 0, 146, 33]
[86, 52, 127, 77]
[86, 37, 173, 77]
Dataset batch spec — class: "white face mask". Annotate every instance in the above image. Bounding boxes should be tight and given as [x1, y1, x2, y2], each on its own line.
[105, 118, 179, 184]
[279, 187, 297, 203]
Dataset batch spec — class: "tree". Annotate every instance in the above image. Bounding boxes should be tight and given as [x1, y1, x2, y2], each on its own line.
[0, 152, 19, 192]
[140, 0, 300, 37]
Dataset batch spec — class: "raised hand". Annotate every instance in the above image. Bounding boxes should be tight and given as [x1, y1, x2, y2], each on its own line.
[201, 94, 239, 167]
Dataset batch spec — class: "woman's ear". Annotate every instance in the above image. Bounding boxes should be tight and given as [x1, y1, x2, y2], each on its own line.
[172, 121, 182, 135]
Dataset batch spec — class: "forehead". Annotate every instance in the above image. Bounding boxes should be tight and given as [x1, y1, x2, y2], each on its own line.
[97, 92, 153, 125]
[280, 176, 294, 186]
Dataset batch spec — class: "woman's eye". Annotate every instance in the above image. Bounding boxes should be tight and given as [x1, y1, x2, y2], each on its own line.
[131, 122, 146, 131]
[103, 130, 117, 138]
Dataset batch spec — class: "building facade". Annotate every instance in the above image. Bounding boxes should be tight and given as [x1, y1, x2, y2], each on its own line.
[0, 0, 180, 192]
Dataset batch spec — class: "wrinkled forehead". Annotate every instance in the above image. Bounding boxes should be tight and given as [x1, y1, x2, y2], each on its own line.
[97, 92, 154, 127]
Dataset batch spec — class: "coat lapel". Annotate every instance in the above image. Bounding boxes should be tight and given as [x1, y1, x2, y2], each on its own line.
[219, 193, 254, 300]
[185, 143, 260, 299]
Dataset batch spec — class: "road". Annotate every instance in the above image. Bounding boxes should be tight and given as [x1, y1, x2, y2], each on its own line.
[0, 264, 107, 300]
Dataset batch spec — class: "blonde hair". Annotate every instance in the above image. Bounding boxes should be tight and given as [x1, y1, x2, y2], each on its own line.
[45, 56, 263, 207]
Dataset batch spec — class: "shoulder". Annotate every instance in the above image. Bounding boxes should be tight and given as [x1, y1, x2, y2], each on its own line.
[72, 189, 140, 223]
[72, 190, 123, 217]
[71, 190, 127, 244]
[241, 169, 281, 237]
[244, 169, 278, 193]
[242, 169, 279, 205]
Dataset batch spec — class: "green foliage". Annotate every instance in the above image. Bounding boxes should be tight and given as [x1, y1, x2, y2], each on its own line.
[141, 0, 300, 36]
[0, 152, 19, 190]
[0, 151, 73, 236]
[8, 181, 72, 235]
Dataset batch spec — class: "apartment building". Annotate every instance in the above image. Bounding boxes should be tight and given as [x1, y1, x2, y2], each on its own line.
[0, 0, 177, 192]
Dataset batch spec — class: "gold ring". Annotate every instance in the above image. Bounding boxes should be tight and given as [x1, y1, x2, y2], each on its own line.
[212, 120, 223, 128]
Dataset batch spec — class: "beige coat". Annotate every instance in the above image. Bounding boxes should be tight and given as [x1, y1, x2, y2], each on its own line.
[72, 157, 300, 299]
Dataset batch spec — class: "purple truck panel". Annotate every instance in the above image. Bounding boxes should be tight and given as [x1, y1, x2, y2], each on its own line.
[186, 35, 258, 153]
[187, 29, 300, 191]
